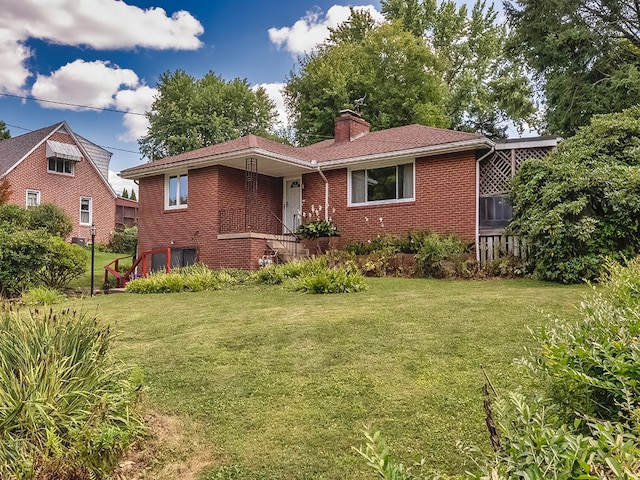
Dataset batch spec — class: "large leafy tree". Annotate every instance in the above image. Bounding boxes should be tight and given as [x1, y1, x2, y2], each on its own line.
[139, 70, 277, 160]
[509, 106, 640, 283]
[284, 1, 535, 144]
[285, 17, 448, 145]
[383, 0, 536, 137]
[505, 0, 640, 136]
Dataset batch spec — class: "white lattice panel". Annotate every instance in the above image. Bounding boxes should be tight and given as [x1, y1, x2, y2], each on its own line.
[514, 147, 552, 169]
[480, 151, 512, 195]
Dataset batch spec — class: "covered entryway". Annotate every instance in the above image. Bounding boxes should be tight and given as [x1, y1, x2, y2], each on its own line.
[283, 177, 301, 234]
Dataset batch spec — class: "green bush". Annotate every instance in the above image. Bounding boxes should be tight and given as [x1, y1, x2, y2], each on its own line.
[27, 203, 73, 238]
[414, 233, 471, 278]
[110, 226, 138, 254]
[252, 257, 329, 285]
[0, 229, 49, 297]
[0, 307, 144, 479]
[291, 268, 368, 294]
[296, 219, 339, 238]
[126, 264, 250, 293]
[510, 106, 640, 283]
[20, 286, 66, 305]
[0, 204, 29, 231]
[36, 237, 88, 290]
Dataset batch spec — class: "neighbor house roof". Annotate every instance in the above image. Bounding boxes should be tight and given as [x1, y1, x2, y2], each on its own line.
[120, 123, 493, 180]
[0, 121, 116, 197]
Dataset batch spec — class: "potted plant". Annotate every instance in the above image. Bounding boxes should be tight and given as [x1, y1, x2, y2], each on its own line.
[297, 219, 339, 254]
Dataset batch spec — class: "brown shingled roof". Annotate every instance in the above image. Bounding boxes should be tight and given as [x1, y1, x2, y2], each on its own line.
[120, 123, 491, 179]
[0, 123, 61, 176]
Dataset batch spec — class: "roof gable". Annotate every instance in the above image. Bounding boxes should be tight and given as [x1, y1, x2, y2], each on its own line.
[0, 124, 61, 176]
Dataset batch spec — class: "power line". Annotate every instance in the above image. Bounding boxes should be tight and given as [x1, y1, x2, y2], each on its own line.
[0, 92, 147, 116]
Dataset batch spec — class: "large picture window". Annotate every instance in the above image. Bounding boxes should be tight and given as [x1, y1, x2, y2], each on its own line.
[166, 173, 188, 209]
[350, 162, 414, 204]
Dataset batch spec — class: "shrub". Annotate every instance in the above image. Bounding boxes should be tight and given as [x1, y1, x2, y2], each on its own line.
[510, 106, 640, 283]
[21, 286, 66, 305]
[27, 203, 73, 238]
[252, 257, 329, 285]
[291, 268, 368, 294]
[125, 264, 243, 293]
[36, 237, 88, 290]
[110, 226, 138, 254]
[0, 307, 145, 479]
[414, 233, 471, 278]
[0, 204, 29, 231]
[0, 229, 49, 297]
[296, 219, 339, 238]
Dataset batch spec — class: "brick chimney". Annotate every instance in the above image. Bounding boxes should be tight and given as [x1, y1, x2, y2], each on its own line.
[334, 109, 370, 143]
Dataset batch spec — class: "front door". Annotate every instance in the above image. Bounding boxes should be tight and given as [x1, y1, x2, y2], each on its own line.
[283, 178, 302, 234]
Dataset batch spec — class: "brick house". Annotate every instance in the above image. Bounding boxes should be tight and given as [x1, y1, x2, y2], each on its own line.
[0, 121, 118, 244]
[120, 110, 556, 270]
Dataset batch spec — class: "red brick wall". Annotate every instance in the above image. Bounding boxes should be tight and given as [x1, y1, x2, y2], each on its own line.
[5, 131, 115, 244]
[301, 150, 477, 246]
[137, 165, 283, 270]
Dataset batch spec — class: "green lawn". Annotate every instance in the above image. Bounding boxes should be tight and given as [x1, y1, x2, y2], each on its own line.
[67, 249, 130, 290]
[67, 278, 587, 479]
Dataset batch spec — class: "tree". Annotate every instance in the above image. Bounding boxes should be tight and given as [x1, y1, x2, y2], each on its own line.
[284, 1, 535, 143]
[121, 188, 129, 199]
[284, 21, 449, 145]
[0, 178, 11, 205]
[383, 0, 536, 137]
[505, 0, 640, 136]
[139, 70, 277, 160]
[0, 121, 10, 140]
[129, 189, 137, 201]
[509, 106, 640, 283]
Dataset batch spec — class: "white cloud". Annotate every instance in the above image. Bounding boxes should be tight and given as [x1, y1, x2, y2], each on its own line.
[268, 4, 384, 56]
[0, 0, 203, 95]
[255, 82, 288, 128]
[109, 170, 138, 197]
[114, 86, 158, 142]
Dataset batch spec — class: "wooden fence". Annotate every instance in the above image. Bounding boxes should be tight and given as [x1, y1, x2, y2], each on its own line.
[477, 235, 526, 265]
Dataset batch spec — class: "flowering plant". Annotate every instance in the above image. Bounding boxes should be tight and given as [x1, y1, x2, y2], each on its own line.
[297, 219, 339, 238]
[296, 204, 339, 238]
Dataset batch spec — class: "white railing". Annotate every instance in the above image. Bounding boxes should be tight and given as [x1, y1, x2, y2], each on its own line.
[477, 235, 526, 264]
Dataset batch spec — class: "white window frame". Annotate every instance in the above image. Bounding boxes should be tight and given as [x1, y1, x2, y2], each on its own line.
[164, 172, 188, 210]
[348, 159, 415, 206]
[80, 196, 92, 225]
[26, 189, 41, 207]
[47, 157, 74, 176]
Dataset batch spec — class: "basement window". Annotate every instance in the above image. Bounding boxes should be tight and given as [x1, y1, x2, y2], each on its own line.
[350, 162, 414, 205]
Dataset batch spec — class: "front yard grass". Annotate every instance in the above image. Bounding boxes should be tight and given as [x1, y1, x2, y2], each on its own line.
[73, 277, 586, 479]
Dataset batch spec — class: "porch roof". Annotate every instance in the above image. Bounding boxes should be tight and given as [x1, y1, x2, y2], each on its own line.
[119, 124, 493, 180]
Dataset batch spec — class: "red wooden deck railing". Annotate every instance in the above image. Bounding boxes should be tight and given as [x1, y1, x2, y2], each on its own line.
[104, 248, 171, 288]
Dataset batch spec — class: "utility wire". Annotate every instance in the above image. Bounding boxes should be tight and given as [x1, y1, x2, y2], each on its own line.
[0, 92, 146, 116]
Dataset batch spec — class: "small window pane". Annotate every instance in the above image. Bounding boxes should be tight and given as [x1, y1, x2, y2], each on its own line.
[400, 163, 413, 198]
[179, 175, 188, 205]
[64, 160, 72, 174]
[168, 176, 177, 206]
[351, 170, 365, 203]
[367, 166, 396, 201]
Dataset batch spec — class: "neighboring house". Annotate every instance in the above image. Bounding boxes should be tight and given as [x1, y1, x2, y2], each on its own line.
[115, 196, 139, 230]
[0, 121, 117, 244]
[120, 110, 557, 270]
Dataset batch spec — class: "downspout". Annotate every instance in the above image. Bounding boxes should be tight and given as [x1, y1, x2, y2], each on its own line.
[475, 147, 495, 262]
[317, 166, 329, 220]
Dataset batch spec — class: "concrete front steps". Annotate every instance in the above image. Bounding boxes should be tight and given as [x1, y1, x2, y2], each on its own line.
[266, 235, 309, 263]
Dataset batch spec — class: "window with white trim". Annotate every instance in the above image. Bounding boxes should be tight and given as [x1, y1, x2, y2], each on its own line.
[26, 189, 40, 207]
[80, 197, 92, 225]
[350, 162, 414, 204]
[48, 157, 74, 175]
[165, 173, 188, 209]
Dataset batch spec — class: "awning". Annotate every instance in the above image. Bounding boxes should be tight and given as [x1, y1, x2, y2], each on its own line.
[46, 140, 82, 161]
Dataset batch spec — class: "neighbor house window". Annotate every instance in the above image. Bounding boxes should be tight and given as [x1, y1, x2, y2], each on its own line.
[26, 189, 40, 207]
[479, 195, 513, 229]
[350, 162, 414, 204]
[48, 157, 74, 175]
[165, 173, 188, 209]
[80, 196, 92, 225]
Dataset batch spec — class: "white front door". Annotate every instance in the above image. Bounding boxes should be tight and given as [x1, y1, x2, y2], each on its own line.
[283, 178, 302, 234]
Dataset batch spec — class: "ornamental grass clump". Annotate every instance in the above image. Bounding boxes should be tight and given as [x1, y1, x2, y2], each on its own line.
[0, 306, 144, 479]
[126, 264, 248, 293]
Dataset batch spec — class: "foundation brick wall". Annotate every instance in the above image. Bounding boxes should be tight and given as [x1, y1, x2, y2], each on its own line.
[137, 165, 283, 270]
[301, 150, 477, 246]
[5, 131, 116, 244]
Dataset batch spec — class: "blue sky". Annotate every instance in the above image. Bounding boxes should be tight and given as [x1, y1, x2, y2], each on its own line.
[5, 0, 512, 194]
